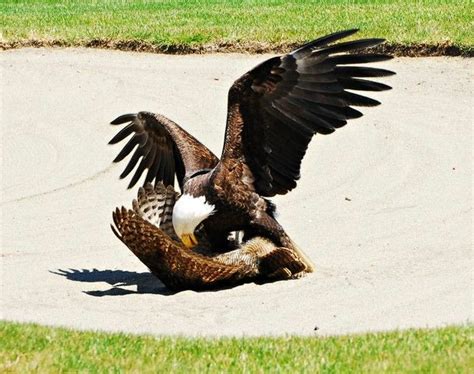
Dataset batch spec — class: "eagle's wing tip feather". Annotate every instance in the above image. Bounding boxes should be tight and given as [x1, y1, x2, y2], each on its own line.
[110, 113, 137, 125]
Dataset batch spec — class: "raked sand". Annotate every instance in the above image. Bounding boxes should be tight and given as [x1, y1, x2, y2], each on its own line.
[1, 49, 472, 336]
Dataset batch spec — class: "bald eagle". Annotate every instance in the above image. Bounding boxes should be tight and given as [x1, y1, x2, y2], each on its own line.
[109, 29, 394, 271]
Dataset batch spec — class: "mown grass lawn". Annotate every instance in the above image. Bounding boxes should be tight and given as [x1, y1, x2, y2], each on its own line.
[1, 0, 472, 53]
[1, 321, 472, 373]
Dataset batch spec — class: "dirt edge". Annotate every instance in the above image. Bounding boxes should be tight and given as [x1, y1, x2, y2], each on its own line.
[1, 39, 472, 57]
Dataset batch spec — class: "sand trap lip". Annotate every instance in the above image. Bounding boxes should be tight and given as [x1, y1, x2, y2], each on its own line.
[1, 40, 472, 57]
[1, 49, 472, 337]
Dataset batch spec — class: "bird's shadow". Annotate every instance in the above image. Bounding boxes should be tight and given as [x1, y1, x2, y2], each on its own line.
[50, 268, 174, 297]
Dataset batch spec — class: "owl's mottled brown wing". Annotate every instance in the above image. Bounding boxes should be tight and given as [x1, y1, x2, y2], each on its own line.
[112, 183, 310, 291]
[112, 207, 256, 291]
[220, 29, 394, 197]
[109, 112, 219, 190]
[112, 208, 309, 291]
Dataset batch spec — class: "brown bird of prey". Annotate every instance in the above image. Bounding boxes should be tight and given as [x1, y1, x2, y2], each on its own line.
[112, 183, 309, 291]
[109, 29, 394, 274]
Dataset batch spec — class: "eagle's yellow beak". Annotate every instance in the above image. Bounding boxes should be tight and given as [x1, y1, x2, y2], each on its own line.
[181, 233, 198, 248]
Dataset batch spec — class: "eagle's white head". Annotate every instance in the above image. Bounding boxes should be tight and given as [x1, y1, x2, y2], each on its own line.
[172, 194, 215, 248]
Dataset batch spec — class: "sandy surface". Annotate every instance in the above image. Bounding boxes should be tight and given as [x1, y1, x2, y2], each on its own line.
[1, 49, 472, 337]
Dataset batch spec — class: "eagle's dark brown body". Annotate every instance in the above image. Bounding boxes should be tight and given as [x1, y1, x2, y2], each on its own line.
[109, 29, 394, 288]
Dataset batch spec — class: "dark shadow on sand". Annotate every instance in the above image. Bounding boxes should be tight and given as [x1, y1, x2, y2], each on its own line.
[50, 268, 174, 296]
[51, 267, 282, 295]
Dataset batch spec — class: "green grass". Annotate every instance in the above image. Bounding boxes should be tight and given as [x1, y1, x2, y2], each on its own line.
[1, 0, 473, 53]
[1, 321, 472, 373]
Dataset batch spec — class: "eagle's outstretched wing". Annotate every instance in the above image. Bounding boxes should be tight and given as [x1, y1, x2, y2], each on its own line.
[219, 29, 395, 197]
[109, 112, 219, 189]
